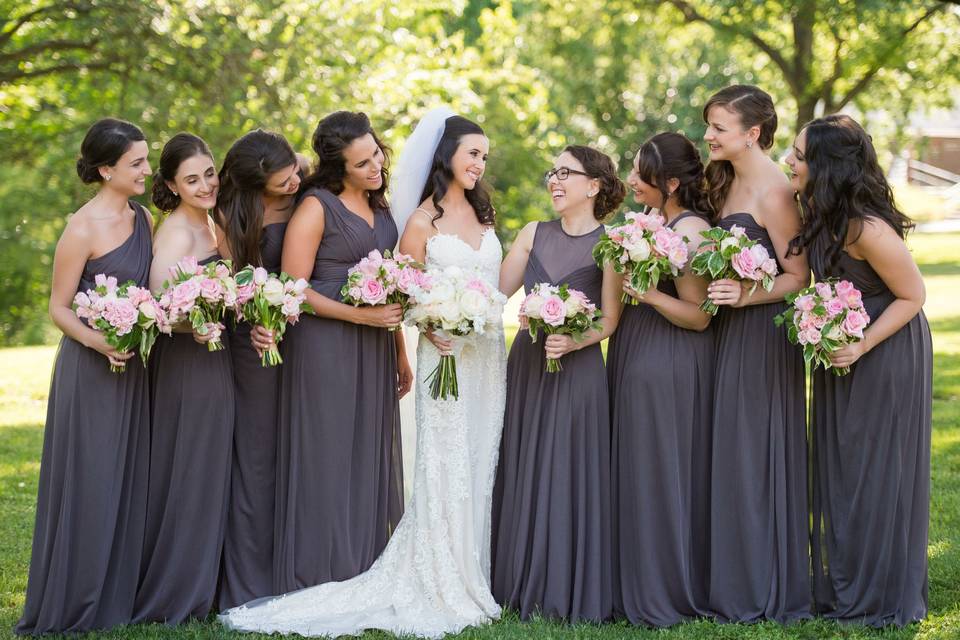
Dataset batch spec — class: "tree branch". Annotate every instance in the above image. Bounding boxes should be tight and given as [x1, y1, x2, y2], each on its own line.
[0, 2, 92, 48]
[835, 3, 946, 110]
[663, 0, 795, 90]
[0, 38, 99, 63]
[0, 59, 115, 84]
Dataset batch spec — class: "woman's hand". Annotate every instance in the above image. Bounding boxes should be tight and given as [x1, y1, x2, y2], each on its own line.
[622, 280, 666, 305]
[425, 328, 453, 356]
[396, 353, 414, 399]
[89, 332, 135, 369]
[250, 324, 275, 358]
[707, 278, 747, 307]
[544, 334, 578, 361]
[829, 340, 869, 369]
[193, 322, 224, 345]
[357, 303, 404, 329]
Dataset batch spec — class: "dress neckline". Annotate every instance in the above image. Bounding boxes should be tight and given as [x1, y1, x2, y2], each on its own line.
[89, 201, 142, 264]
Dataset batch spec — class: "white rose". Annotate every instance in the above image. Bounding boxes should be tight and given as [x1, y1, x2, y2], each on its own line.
[627, 238, 651, 262]
[720, 237, 740, 252]
[564, 296, 582, 316]
[263, 278, 285, 306]
[825, 324, 843, 341]
[524, 295, 544, 316]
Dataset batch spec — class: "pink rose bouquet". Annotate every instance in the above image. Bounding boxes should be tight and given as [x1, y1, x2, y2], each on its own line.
[234, 265, 311, 366]
[690, 224, 778, 315]
[160, 256, 238, 352]
[340, 249, 429, 330]
[405, 264, 506, 400]
[74, 274, 172, 372]
[774, 279, 871, 376]
[592, 211, 689, 304]
[520, 283, 603, 373]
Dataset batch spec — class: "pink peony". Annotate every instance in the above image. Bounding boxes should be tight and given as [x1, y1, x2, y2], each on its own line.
[539, 295, 567, 326]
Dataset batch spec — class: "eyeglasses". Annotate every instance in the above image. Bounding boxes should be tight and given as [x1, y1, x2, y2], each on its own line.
[543, 167, 592, 185]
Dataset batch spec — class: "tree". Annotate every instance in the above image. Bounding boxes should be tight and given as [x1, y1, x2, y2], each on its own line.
[652, 0, 960, 133]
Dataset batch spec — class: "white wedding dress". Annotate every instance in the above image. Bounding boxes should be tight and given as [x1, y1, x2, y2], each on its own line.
[220, 230, 507, 638]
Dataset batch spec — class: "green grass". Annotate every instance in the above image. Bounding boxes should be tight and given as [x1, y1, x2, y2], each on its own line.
[2, 234, 960, 639]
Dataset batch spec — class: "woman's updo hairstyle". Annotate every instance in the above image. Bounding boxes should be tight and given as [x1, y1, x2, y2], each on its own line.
[634, 132, 713, 218]
[151, 133, 214, 211]
[76, 117, 146, 184]
[702, 84, 778, 214]
[563, 145, 626, 221]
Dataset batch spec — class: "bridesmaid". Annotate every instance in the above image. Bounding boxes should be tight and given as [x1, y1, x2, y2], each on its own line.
[492, 145, 624, 622]
[786, 115, 932, 627]
[16, 118, 152, 636]
[274, 111, 410, 592]
[607, 132, 714, 626]
[133, 133, 235, 625]
[214, 129, 300, 610]
[701, 84, 811, 623]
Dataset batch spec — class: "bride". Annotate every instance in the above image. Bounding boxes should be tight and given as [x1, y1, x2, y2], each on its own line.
[219, 108, 507, 638]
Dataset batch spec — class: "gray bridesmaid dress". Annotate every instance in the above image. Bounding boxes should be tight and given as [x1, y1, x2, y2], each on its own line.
[16, 202, 152, 635]
[491, 219, 612, 623]
[809, 229, 932, 627]
[133, 253, 235, 625]
[218, 222, 288, 610]
[273, 188, 403, 593]
[606, 211, 714, 626]
[707, 212, 810, 623]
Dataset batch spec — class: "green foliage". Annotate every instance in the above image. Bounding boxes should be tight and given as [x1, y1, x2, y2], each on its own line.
[1, 0, 958, 345]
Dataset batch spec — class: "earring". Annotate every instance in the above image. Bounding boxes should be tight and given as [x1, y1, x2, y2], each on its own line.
[588, 191, 597, 197]
[746, 140, 754, 149]
[105, 175, 112, 181]
[173, 190, 179, 196]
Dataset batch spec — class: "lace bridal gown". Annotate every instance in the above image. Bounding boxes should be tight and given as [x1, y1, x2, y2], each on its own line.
[220, 229, 507, 638]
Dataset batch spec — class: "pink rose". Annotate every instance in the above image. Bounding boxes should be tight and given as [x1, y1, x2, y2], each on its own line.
[729, 225, 746, 239]
[395, 267, 418, 294]
[170, 278, 201, 315]
[835, 280, 855, 299]
[539, 295, 566, 327]
[199, 277, 224, 302]
[281, 295, 301, 317]
[465, 278, 490, 294]
[815, 282, 834, 300]
[94, 273, 118, 292]
[237, 282, 256, 304]
[749, 244, 771, 268]
[730, 247, 758, 280]
[253, 267, 269, 286]
[825, 298, 844, 318]
[360, 277, 387, 305]
[176, 256, 200, 277]
[800, 327, 822, 345]
[761, 258, 778, 276]
[796, 295, 816, 313]
[103, 299, 138, 336]
[843, 289, 863, 309]
[215, 263, 230, 279]
[841, 309, 868, 338]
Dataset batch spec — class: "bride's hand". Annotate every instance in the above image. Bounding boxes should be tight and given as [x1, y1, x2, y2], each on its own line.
[425, 328, 453, 356]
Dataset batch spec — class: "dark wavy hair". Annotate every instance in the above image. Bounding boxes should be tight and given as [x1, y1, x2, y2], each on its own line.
[300, 111, 390, 210]
[702, 84, 777, 215]
[563, 145, 626, 221]
[420, 115, 495, 226]
[787, 114, 913, 274]
[76, 118, 146, 184]
[635, 132, 713, 219]
[151, 133, 214, 211]
[214, 129, 297, 269]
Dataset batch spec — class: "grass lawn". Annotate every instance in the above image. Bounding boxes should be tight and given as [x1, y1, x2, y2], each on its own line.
[2, 233, 959, 639]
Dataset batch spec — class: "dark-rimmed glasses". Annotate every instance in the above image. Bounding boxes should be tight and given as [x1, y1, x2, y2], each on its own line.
[543, 167, 592, 185]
